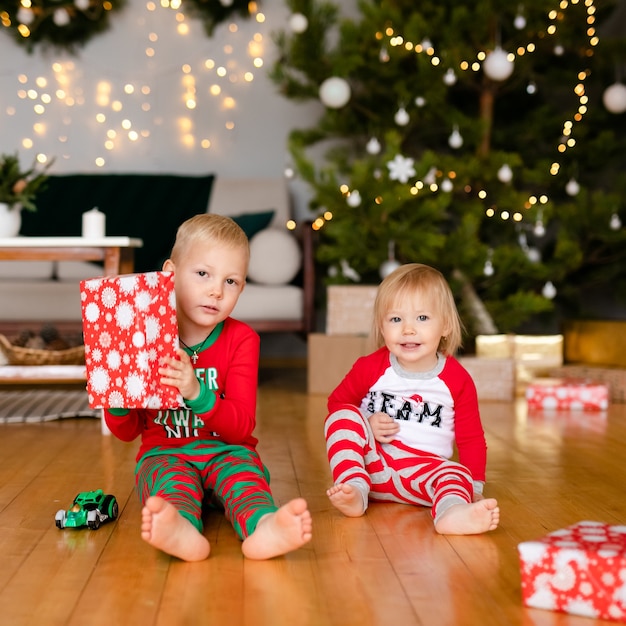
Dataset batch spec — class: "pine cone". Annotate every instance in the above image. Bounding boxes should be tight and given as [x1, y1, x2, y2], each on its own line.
[40, 324, 60, 344]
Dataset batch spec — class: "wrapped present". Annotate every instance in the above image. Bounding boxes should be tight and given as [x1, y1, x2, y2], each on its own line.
[518, 521, 626, 622]
[526, 378, 609, 411]
[80, 271, 182, 409]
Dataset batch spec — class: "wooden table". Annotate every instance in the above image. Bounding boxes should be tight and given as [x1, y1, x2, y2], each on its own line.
[0, 236, 143, 276]
[0, 236, 142, 384]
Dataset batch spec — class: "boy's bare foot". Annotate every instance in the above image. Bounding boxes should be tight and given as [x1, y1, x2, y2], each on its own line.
[241, 497, 312, 560]
[434, 498, 500, 535]
[327, 483, 366, 517]
[141, 496, 211, 562]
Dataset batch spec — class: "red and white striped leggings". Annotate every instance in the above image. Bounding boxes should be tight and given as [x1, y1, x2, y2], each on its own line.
[325, 408, 474, 521]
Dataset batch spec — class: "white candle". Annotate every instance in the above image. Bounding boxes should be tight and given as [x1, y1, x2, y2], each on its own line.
[82, 207, 106, 239]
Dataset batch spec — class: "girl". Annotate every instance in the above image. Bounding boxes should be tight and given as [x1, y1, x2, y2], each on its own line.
[325, 263, 499, 534]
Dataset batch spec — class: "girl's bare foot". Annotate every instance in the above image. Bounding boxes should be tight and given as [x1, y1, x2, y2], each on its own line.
[434, 498, 500, 535]
[242, 498, 312, 560]
[141, 496, 211, 562]
[327, 483, 366, 517]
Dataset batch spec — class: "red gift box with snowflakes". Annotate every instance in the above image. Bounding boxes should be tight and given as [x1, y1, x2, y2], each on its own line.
[80, 271, 183, 409]
[526, 378, 609, 411]
[518, 521, 626, 622]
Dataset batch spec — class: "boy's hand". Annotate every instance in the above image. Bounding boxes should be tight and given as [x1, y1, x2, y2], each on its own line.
[369, 411, 400, 443]
[159, 348, 200, 401]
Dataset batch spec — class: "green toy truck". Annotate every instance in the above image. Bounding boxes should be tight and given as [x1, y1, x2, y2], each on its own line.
[55, 489, 118, 530]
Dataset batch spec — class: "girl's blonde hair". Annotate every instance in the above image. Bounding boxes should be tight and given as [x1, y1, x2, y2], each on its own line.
[372, 263, 464, 356]
[169, 213, 250, 265]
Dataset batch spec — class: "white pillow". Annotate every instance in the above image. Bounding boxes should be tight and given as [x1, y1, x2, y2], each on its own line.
[248, 228, 302, 285]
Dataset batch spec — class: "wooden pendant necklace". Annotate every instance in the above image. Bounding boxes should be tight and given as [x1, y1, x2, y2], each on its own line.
[179, 329, 215, 364]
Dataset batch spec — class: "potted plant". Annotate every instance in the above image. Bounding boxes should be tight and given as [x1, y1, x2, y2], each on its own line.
[0, 152, 54, 238]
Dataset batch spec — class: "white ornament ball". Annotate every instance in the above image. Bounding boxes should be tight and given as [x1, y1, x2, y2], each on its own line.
[448, 127, 463, 149]
[483, 260, 494, 277]
[443, 69, 457, 86]
[497, 164, 513, 183]
[610, 213, 622, 230]
[394, 107, 410, 126]
[219, 0, 234, 6]
[483, 48, 514, 81]
[565, 178, 580, 196]
[75, 0, 90, 10]
[319, 77, 351, 108]
[53, 8, 70, 25]
[379, 259, 401, 279]
[542, 281, 557, 299]
[346, 190, 362, 207]
[289, 13, 308, 34]
[366, 137, 381, 155]
[17, 7, 34, 23]
[527, 81, 537, 95]
[441, 178, 453, 193]
[414, 96, 426, 107]
[514, 14, 527, 30]
[603, 83, 626, 114]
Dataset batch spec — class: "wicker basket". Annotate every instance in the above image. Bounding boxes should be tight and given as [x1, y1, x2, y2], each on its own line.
[0, 334, 85, 366]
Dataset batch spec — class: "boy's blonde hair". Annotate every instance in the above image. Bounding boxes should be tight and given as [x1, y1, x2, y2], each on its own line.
[169, 213, 250, 266]
[372, 263, 464, 356]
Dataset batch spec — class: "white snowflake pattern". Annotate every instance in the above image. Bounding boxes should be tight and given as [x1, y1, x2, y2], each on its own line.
[107, 390, 124, 408]
[85, 301, 101, 323]
[115, 301, 135, 329]
[125, 373, 146, 399]
[99, 331, 112, 349]
[158, 305, 167, 316]
[101, 286, 118, 308]
[85, 278, 101, 292]
[145, 316, 161, 344]
[92, 348, 103, 362]
[169, 290, 177, 310]
[387, 154, 416, 183]
[148, 347, 158, 362]
[145, 272, 160, 287]
[106, 350, 121, 370]
[91, 367, 110, 394]
[118, 274, 138, 294]
[132, 331, 146, 348]
[136, 350, 150, 371]
[123, 353, 131, 365]
[135, 290, 152, 311]
[563, 597, 599, 618]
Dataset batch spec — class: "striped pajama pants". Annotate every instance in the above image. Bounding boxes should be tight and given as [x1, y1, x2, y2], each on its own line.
[325, 408, 474, 522]
[135, 440, 278, 540]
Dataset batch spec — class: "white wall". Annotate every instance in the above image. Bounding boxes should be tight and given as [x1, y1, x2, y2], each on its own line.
[0, 0, 322, 219]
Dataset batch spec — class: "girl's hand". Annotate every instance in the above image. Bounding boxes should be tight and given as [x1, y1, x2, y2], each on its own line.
[159, 348, 200, 401]
[369, 411, 400, 443]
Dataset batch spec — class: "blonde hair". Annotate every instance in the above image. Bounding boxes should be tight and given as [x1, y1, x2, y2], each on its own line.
[169, 213, 250, 266]
[372, 263, 464, 356]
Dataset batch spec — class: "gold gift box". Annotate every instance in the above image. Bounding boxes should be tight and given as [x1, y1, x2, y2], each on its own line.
[475, 334, 564, 392]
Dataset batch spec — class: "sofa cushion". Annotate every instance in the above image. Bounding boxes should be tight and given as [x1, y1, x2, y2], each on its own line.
[248, 228, 301, 285]
[21, 173, 215, 273]
[231, 210, 275, 240]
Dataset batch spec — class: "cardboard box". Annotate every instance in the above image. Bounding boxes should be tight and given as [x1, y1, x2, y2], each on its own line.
[518, 521, 626, 622]
[457, 357, 515, 401]
[326, 285, 378, 336]
[307, 333, 374, 395]
[526, 378, 609, 411]
[476, 334, 564, 393]
[80, 271, 182, 409]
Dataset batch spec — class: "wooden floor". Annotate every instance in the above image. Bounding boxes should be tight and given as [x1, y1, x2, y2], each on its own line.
[1, 365, 625, 626]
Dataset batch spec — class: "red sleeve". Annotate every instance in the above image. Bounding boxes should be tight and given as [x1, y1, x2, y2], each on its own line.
[103, 408, 145, 442]
[192, 319, 259, 446]
[442, 358, 487, 482]
[327, 348, 390, 414]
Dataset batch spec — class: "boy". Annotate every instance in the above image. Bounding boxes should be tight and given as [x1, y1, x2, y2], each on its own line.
[104, 214, 312, 561]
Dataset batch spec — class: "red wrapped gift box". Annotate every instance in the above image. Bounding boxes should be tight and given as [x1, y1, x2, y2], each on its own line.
[526, 378, 609, 411]
[518, 521, 626, 622]
[80, 271, 183, 409]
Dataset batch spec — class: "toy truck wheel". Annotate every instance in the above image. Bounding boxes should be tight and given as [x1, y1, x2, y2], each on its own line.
[102, 495, 119, 520]
[55, 510, 66, 529]
[87, 510, 101, 530]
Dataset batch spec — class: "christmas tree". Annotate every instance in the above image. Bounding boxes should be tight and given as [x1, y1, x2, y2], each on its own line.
[270, 0, 626, 337]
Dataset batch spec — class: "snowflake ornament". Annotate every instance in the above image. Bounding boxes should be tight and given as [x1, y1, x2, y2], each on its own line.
[387, 154, 415, 183]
